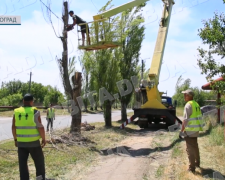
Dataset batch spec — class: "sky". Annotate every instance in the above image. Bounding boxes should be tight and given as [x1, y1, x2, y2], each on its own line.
[0, 0, 224, 97]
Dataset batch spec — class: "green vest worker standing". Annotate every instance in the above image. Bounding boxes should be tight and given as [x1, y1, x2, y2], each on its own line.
[180, 89, 205, 173]
[12, 94, 46, 180]
[46, 104, 55, 132]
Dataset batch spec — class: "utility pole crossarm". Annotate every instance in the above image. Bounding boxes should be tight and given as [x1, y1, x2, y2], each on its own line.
[93, 0, 149, 20]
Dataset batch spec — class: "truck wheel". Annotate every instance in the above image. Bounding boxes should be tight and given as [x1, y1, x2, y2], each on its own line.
[138, 121, 148, 128]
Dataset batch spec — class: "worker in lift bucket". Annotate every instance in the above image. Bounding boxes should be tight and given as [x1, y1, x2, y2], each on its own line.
[68, 11, 91, 46]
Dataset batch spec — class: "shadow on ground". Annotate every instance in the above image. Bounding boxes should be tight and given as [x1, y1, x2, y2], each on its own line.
[194, 167, 225, 179]
[99, 121, 182, 157]
[82, 110, 104, 115]
[100, 136, 181, 157]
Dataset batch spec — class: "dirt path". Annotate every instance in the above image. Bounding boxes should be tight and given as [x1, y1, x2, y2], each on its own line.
[82, 128, 175, 180]
[84, 136, 152, 180]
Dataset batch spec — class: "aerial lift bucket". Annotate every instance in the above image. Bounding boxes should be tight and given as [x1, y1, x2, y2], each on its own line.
[77, 18, 122, 51]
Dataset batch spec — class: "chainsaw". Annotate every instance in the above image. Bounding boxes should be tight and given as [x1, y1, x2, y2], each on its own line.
[66, 24, 74, 31]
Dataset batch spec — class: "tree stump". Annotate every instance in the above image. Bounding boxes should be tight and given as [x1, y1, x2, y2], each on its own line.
[70, 72, 82, 133]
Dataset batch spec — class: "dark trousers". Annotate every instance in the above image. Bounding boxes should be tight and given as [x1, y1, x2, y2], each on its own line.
[47, 118, 53, 130]
[184, 137, 200, 171]
[18, 146, 45, 180]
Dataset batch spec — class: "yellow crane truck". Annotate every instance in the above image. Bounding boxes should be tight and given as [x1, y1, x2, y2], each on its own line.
[77, 0, 182, 128]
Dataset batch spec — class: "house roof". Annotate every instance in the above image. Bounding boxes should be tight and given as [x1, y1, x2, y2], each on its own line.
[202, 77, 225, 90]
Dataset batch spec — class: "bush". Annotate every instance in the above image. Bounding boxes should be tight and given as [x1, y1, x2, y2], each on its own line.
[0, 97, 9, 106]
[0, 93, 22, 106]
[43, 95, 50, 108]
[7, 93, 23, 106]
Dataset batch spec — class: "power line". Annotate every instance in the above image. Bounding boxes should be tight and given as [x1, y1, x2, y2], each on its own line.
[90, 0, 99, 13]
[39, 0, 62, 22]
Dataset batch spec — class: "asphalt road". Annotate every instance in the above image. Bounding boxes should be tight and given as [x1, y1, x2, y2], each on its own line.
[0, 110, 132, 141]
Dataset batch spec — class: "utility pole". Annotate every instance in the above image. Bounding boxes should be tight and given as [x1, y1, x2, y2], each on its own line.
[141, 60, 144, 80]
[28, 72, 32, 93]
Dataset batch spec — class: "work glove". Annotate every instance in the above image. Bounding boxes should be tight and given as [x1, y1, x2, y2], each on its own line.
[179, 131, 184, 139]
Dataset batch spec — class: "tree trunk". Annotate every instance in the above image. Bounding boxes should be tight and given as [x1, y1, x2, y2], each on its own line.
[121, 100, 127, 121]
[70, 72, 82, 133]
[84, 99, 88, 112]
[61, 1, 73, 99]
[104, 101, 112, 127]
[70, 111, 81, 133]
[84, 73, 88, 112]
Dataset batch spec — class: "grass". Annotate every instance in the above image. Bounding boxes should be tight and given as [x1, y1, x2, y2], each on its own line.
[164, 122, 225, 180]
[171, 144, 182, 159]
[0, 109, 72, 117]
[208, 124, 225, 146]
[0, 108, 107, 117]
[176, 107, 184, 117]
[127, 111, 134, 117]
[0, 121, 138, 180]
[0, 107, 129, 117]
[152, 141, 162, 151]
[142, 173, 148, 180]
[155, 165, 165, 178]
[0, 110, 15, 117]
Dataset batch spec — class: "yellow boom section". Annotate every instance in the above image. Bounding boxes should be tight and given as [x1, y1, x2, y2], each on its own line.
[93, 0, 149, 20]
[142, 0, 175, 109]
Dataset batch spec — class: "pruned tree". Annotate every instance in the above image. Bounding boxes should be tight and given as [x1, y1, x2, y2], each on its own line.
[80, 1, 122, 127]
[41, 1, 82, 133]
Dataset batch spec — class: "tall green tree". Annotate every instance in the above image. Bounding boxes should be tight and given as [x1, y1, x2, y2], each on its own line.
[197, 0, 225, 104]
[0, 80, 23, 98]
[43, 86, 65, 107]
[0, 93, 22, 106]
[0, 80, 65, 105]
[81, 0, 121, 126]
[116, 4, 145, 120]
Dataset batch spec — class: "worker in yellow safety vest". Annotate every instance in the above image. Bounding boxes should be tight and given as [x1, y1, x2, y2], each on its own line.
[12, 94, 46, 180]
[46, 104, 55, 132]
[180, 89, 205, 173]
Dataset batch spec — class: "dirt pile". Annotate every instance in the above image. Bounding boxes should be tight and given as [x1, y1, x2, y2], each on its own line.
[81, 122, 95, 131]
[46, 132, 96, 146]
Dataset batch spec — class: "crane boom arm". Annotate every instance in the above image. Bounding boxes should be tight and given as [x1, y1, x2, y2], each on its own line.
[93, 0, 149, 20]
[149, 0, 175, 85]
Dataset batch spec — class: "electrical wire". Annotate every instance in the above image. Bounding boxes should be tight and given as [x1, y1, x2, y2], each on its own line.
[40, 0, 79, 38]
[39, 0, 63, 22]
[91, 0, 99, 12]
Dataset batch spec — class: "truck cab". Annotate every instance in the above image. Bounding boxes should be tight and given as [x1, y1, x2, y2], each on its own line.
[161, 96, 174, 109]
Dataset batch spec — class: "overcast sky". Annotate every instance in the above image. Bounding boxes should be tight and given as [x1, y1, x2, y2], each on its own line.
[0, 0, 224, 97]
